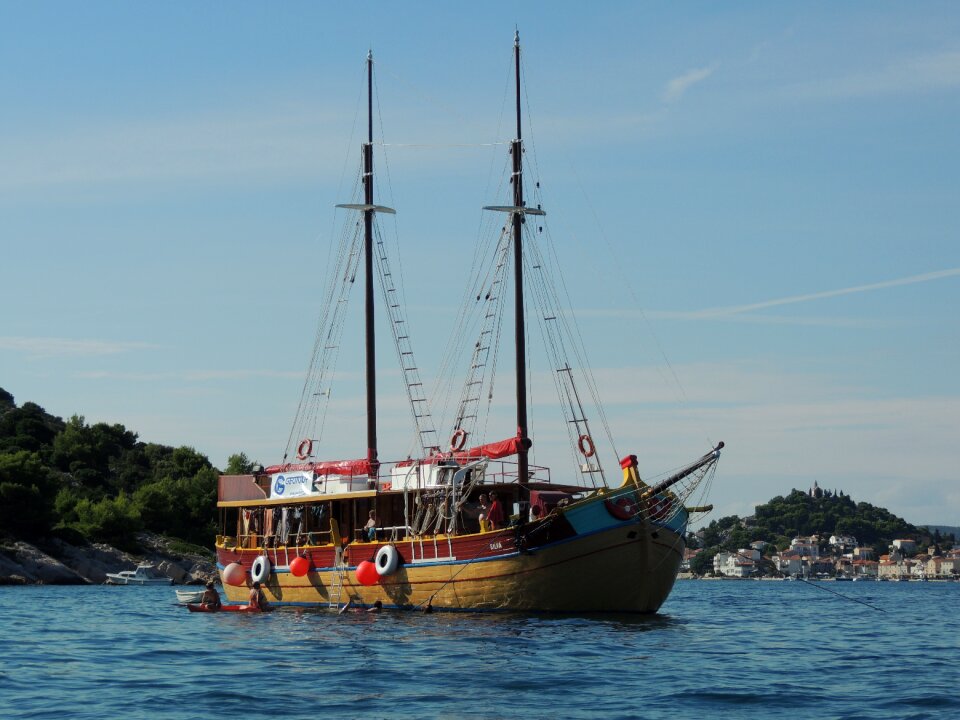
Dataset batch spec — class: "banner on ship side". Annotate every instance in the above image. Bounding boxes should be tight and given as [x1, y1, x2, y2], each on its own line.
[269, 471, 318, 499]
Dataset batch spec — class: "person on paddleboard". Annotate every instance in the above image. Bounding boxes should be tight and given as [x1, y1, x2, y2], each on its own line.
[200, 581, 222, 610]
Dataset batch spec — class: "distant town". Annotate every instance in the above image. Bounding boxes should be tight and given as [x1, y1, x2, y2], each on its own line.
[683, 482, 958, 580]
[685, 534, 960, 581]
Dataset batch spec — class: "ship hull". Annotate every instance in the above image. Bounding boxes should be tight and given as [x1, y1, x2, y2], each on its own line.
[216, 494, 686, 613]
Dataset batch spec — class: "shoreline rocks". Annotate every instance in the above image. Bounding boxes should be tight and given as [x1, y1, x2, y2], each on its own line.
[0, 532, 217, 586]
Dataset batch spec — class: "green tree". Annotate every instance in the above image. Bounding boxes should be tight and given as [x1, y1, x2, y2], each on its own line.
[225, 452, 255, 474]
[133, 466, 218, 545]
[0, 482, 47, 537]
[0, 401, 65, 458]
[0, 450, 59, 537]
[132, 479, 178, 532]
[690, 548, 719, 575]
[70, 492, 142, 548]
[51, 416, 139, 493]
[145, 444, 211, 483]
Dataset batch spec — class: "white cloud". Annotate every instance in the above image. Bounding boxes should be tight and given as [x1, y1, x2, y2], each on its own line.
[663, 64, 719, 104]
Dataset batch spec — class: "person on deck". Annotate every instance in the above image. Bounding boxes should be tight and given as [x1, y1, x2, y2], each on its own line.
[364, 510, 378, 542]
[478, 494, 490, 532]
[486, 491, 505, 530]
[200, 580, 221, 610]
[249, 581, 269, 611]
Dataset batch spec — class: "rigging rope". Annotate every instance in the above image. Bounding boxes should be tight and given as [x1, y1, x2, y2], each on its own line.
[378, 142, 510, 148]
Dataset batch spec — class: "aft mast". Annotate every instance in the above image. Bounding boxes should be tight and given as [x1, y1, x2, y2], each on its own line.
[482, 32, 545, 484]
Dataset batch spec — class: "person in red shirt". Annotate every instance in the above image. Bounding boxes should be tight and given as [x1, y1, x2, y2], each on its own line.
[486, 491, 505, 530]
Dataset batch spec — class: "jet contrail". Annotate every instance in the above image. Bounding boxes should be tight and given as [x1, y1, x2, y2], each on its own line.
[687, 267, 960, 318]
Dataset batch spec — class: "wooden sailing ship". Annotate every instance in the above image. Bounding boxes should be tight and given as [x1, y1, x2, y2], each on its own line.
[215, 36, 722, 613]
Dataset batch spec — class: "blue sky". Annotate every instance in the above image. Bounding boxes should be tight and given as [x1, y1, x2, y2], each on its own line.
[2, 2, 958, 526]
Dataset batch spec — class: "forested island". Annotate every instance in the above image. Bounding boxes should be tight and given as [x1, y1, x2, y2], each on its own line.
[0, 387, 251, 583]
[687, 487, 954, 576]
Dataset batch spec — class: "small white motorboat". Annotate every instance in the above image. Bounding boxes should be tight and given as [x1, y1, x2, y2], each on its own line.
[175, 588, 205, 604]
[105, 563, 172, 585]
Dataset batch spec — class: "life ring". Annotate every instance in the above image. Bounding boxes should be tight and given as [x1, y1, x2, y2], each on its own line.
[450, 428, 467, 451]
[649, 495, 674, 521]
[374, 544, 399, 576]
[296, 438, 313, 461]
[251, 555, 271, 584]
[604, 495, 637, 521]
[578, 434, 595, 458]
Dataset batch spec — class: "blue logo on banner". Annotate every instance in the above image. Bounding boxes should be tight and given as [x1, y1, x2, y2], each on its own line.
[275, 475, 286, 495]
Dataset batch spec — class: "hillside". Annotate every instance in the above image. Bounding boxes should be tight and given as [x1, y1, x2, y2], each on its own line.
[689, 488, 944, 575]
[0, 387, 251, 551]
[922, 525, 960, 539]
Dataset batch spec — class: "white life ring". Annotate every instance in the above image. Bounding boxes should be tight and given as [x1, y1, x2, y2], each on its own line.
[251, 555, 271, 584]
[374, 544, 399, 576]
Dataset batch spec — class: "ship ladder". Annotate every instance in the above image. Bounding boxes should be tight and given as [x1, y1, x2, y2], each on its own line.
[328, 546, 349, 610]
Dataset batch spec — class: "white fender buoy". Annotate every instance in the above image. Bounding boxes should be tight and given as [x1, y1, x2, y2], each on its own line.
[375, 544, 399, 576]
[251, 555, 271, 584]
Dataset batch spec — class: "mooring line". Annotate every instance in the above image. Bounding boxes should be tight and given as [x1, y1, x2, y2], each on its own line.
[794, 576, 886, 612]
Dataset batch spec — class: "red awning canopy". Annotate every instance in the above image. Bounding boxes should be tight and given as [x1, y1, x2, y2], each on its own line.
[454, 435, 530, 461]
[263, 458, 375, 476]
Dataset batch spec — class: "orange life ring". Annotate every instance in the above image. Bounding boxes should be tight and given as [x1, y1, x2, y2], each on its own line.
[296, 438, 313, 461]
[450, 428, 468, 451]
[578, 434, 595, 458]
[604, 495, 637, 521]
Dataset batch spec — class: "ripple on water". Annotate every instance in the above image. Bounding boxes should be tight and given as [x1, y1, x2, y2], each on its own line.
[1, 582, 958, 719]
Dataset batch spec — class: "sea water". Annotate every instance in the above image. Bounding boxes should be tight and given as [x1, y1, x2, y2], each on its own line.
[0, 580, 957, 720]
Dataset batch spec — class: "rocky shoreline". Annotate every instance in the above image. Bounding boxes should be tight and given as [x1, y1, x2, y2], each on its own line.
[0, 532, 218, 586]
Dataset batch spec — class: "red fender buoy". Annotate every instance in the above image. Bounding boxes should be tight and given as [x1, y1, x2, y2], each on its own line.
[355, 560, 379, 586]
[289, 556, 310, 577]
